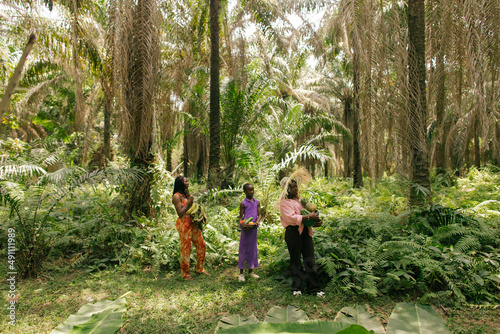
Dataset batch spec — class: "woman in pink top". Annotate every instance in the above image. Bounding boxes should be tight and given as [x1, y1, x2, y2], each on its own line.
[280, 179, 324, 297]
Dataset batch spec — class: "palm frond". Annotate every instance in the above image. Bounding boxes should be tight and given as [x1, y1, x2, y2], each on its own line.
[272, 144, 331, 172]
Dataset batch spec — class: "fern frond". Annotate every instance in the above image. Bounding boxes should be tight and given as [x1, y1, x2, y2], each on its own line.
[380, 240, 427, 253]
[0, 164, 47, 179]
[455, 235, 482, 253]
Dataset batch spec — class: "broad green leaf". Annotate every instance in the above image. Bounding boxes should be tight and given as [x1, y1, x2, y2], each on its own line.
[51, 292, 130, 334]
[337, 325, 377, 334]
[219, 320, 351, 333]
[386, 303, 451, 334]
[68, 308, 122, 334]
[334, 305, 385, 334]
[264, 305, 309, 323]
[216, 314, 260, 331]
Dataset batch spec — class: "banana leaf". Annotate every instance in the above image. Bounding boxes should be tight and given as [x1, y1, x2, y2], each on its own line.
[385, 303, 451, 334]
[51, 292, 130, 334]
[264, 305, 309, 323]
[218, 320, 352, 333]
[68, 308, 123, 334]
[337, 324, 377, 334]
[216, 314, 260, 331]
[334, 305, 385, 334]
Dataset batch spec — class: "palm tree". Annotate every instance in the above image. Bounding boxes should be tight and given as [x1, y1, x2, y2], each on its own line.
[158, 0, 212, 179]
[116, 0, 160, 218]
[208, 0, 221, 189]
[408, 0, 430, 206]
[318, 0, 365, 187]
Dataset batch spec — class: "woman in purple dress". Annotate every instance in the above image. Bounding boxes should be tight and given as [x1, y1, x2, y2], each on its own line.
[238, 183, 262, 282]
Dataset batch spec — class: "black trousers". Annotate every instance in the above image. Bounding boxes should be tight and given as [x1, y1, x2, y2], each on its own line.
[284, 225, 321, 293]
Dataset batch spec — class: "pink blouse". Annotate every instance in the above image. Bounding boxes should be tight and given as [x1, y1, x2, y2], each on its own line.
[279, 198, 313, 237]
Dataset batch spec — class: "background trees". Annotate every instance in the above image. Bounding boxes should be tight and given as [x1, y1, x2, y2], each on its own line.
[0, 0, 499, 212]
[1, 4, 499, 325]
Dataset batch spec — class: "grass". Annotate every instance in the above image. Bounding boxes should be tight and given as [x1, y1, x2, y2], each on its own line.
[1, 263, 499, 334]
[1, 168, 499, 333]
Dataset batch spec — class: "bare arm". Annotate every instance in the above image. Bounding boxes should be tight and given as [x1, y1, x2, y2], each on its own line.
[239, 202, 245, 221]
[172, 193, 194, 218]
[256, 204, 262, 224]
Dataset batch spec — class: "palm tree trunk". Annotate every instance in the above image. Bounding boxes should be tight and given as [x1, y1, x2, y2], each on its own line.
[474, 117, 480, 168]
[119, 0, 159, 219]
[183, 125, 189, 177]
[352, 39, 363, 189]
[408, 0, 430, 206]
[209, 0, 221, 189]
[102, 78, 112, 165]
[435, 46, 446, 173]
[343, 96, 353, 178]
[72, 0, 85, 132]
[0, 34, 36, 122]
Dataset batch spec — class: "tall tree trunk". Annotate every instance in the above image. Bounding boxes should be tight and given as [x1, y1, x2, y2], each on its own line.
[408, 0, 430, 206]
[464, 139, 471, 173]
[101, 0, 118, 166]
[352, 39, 363, 188]
[183, 125, 189, 177]
[82, 88, 99, 166]
[435, 46, 446, 173]
[343, 96, 353, 178]
[119, 0, 159, 219]
[208, 0, 221, 189]
[474, 117, 481, 168]
[0, 34, 36, 123]
[102, 77, 112, 165]
[72, 0, 85, 132]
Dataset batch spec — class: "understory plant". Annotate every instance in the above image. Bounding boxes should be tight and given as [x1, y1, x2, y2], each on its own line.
[0, 159, 141, 278]
[316, 182, 500, 305]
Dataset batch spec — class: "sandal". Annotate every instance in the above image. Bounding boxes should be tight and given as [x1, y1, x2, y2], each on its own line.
[183, 275, 194, 281]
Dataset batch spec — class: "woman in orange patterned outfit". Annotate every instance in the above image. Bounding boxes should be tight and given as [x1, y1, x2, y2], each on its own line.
[172, 176, 208, 280]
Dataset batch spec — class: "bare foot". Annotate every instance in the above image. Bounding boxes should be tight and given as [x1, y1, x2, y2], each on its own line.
[197, 270, 210, 276]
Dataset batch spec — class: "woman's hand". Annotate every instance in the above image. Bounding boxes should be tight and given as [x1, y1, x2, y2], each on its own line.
[306, 211, 319, 221]
[312, 219, 322, 227]
[173, 193, 194, 218]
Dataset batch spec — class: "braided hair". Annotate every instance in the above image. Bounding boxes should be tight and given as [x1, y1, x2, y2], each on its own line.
[173, 175, 190, 197]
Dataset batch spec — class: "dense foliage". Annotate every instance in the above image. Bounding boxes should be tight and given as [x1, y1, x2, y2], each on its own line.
[0, 2, 499, 332]
[1, 139, 498, 307]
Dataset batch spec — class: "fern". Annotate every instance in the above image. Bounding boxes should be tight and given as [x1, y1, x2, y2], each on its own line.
[380, 240, 427, 253]
[0, 164, 47, 179]
[0, 160, 142, 278]
[455, 235, 482, 253]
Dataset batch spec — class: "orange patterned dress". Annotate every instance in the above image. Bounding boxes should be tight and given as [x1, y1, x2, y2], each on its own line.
[175, 193, 206, 278]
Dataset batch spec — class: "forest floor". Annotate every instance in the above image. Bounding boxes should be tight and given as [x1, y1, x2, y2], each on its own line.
[0, 263, 499, 334]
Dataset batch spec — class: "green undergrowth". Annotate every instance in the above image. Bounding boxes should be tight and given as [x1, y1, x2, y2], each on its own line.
[0, 266, 498, 333]
[1, 166, 499, 332]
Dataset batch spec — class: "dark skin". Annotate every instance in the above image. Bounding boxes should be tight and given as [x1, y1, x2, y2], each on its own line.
[172, 177, 209, 277]
[172, 177, 194, 218]
[239, 184, 262, 275]
[287, 181, 319, 222]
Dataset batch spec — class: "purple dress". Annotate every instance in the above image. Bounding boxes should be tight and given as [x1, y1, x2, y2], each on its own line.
[238, 198, 259, 270]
